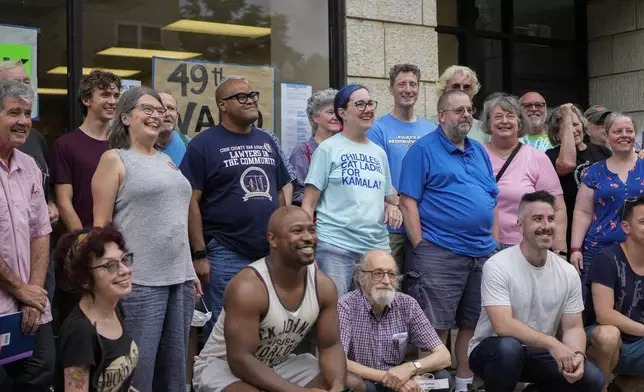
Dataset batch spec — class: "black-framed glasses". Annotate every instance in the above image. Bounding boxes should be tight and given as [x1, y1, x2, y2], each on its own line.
[441, 107, 476, 116]
[352, 100, 378, 112]
[222, 91, 260, 104]
[621, 196, 644, 221]
[90, 253, 134, 274]
[521, 102, 546, 110]
[360, 269, 398, 282]
[135, 104, 167, 116]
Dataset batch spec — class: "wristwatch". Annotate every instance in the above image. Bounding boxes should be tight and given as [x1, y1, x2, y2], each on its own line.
[192, 248, 207, 261]
[411, 360, 422, 375]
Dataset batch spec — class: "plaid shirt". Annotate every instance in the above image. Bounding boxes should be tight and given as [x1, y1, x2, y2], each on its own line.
[338, 290, 442, 370]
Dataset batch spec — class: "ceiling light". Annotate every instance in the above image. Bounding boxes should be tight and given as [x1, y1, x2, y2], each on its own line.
[163, 19, 271, 38]
[47, 66, 141, 78]
[97, 47, 201, 59]
[37, 88, 67, 95]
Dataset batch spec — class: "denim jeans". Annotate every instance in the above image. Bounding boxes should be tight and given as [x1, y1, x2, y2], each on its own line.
[120, 281, 194, 392]
[315, 240, 362, 297]
[202, 238, 253, 343]
[469, 336, 604, 392]
[364, 369, 452, 392]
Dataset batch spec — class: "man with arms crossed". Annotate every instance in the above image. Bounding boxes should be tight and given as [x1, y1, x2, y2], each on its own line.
[193, 206, 363, 392]
[585, 196, 644, 392]
[468, 191, 604, 392]
[367, 64, 436, 269]
[338, 250, 452, 392]
[399, 90, 499, 392]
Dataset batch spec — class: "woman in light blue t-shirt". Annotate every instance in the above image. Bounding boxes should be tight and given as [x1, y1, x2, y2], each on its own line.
[302, 84, 403, 296]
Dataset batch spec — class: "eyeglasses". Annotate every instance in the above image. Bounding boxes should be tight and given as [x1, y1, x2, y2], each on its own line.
[360, 269, 398, 282]
[521, 102, 546, 110]
[621, 196, 644, 221]
[352, 100, 378, 112]
[135, 104, 167, 116]
[90, 253, 134, 274]
[450, 83, 472, 91]
[441, 107, 476, 116]
[222, 91, 260, 104]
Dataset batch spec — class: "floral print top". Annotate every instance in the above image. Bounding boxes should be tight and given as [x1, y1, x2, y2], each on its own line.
[581, 158, 644, 255]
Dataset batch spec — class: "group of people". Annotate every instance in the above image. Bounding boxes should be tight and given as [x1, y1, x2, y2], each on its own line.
[1, 55, 644, 392]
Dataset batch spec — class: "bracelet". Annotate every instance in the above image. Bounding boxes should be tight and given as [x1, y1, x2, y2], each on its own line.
[574, 351, 586, 360]
[570, 247, 583, 254]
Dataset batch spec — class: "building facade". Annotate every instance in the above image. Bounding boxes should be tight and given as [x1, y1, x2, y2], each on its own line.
[0, 0, 637, 143]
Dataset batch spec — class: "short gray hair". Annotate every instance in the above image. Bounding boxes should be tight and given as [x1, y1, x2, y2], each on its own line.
[108, 87, 163, 149]
[0, 61, 25, 75]
[481, 93, 529, 137]
[0, 80, 34, 111]
[306, 88, 338, 133]
[353, 250, 401, 289]
[546, 105, 588, 147]
[604, 112, 634, 134]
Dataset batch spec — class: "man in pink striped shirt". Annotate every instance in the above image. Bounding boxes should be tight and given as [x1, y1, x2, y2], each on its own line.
[0, 80, 53, 391]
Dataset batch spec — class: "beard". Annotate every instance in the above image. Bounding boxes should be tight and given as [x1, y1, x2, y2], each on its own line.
[371, 285, 395, 307]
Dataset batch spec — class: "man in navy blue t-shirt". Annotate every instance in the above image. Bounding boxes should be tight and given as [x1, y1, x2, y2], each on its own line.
[585, 196, 644, 390]
[180, 76, 291, 339]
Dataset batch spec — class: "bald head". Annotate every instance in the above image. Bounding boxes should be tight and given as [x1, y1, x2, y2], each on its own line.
[268, 206, 313, 235]
[215, 76, 251, 102]
[519, 91, 545, 105]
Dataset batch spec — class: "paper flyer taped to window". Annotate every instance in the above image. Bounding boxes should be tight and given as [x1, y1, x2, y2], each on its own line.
[280, 83, 312, 157]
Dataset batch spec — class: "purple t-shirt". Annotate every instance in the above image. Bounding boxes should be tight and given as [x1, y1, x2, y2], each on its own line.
[50, 128, 109, 228]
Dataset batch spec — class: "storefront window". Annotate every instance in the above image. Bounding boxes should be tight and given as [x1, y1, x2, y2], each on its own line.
[0, 1, 68, 145]
[82, 0, 330, 143]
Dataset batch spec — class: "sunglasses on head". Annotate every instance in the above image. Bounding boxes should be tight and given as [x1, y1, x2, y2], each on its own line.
[621, 196, 644, 221]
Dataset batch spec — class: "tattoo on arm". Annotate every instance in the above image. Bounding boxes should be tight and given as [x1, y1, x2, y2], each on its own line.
[65, 366, 89, 391]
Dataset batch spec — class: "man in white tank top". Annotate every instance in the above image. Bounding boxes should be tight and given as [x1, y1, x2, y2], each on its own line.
[193, 206, 365, 392]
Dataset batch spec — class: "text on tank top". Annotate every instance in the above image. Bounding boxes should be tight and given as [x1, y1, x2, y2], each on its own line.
[252, 257, 319, 367]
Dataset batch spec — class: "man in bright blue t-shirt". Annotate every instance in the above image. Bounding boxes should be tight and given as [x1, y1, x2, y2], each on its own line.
[367, 63, 437, 269]
[157, 90, 191, 165]
[180, 76, 291, 341]
[398, 89, 499, 392]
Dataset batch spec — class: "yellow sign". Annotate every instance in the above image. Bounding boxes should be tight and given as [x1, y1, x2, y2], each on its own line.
[152, 57, 274, 137]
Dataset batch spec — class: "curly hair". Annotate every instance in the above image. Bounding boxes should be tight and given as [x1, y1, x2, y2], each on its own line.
[78, 70, 122, 116]
[436, 65, 481, 97]
[53, 224, 128, 296]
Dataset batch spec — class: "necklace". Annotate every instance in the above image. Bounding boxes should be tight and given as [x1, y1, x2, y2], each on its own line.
[488, 143, 515, 160]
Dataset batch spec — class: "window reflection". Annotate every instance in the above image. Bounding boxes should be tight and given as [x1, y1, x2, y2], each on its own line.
[0, 0, 68, 145]
[83, 0, 330, 136]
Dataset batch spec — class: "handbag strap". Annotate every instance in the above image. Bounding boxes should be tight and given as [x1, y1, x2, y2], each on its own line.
[304, 142, 312, 163]
[495, 143, 523, 183]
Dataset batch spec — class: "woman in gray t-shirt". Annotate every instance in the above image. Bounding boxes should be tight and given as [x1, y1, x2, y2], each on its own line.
[92, 87, 198, 392]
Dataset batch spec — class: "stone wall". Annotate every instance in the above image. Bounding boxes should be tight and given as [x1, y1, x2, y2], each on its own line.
[588, 0, 644, 132]
[344, 0, 439, 117]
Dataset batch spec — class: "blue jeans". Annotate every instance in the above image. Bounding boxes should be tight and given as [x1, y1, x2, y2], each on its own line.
[469, 336, 604, 392]
[315, 240, 362, 297]
[202, 238, 253, 342]
[364, 369, 452, 392]
[120, 281, 194, 392]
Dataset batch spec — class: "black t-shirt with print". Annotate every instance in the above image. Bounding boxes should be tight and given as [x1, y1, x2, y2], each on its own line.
[546, 143, 611, 249]
[58, 305, 139, 392]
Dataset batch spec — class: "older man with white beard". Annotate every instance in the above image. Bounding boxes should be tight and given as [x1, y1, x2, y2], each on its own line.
[337, 250, 452, 392]
[519, 91, 552, 151]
